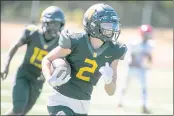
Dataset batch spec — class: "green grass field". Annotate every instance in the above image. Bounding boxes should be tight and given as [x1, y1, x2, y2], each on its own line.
[1, 51, 173, 115]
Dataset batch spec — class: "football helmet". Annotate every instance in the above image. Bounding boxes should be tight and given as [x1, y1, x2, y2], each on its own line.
[83, 3, 121, 43]
[40, 6, 65, 40]
[139, 24, 153, 40]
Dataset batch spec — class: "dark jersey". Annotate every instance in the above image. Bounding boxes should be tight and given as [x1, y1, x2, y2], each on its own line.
[56, 30, 127, 100]
[19, 25, 59, 78]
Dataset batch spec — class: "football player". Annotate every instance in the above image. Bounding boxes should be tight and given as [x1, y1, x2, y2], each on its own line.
[1, 6, 65, 115]
[117, 24, 154, 114]
[42, 3, 127, 115]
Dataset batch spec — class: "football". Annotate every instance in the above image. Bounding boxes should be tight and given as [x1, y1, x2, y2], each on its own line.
[51, 58, 71, 78]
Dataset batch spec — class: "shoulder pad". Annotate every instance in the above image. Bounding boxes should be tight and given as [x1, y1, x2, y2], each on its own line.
[113, 42, 127, 60]
[70, 32, 84, 40]
[114, 42, 126, 48]
[61, 29, 84, 40]
[61, 29, 70, 39]
[25, 24, 38, 32]
[22, 24, 38, 39]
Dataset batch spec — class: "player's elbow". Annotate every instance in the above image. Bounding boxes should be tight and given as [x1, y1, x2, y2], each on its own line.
[42, 57, 47, 67]
[42, 56, 50, 70]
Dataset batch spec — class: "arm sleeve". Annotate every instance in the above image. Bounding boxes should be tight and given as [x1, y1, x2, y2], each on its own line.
[114, 43, 128, 60]
[18, 25, 36, 44]
[119, 44, 128, 60]
[18, 28, 30, 44]
[58, 30, 71, 49]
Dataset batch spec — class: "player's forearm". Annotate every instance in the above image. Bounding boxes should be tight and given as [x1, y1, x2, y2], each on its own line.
[4, 44, 19, 68]
[104, 79, 116, 96]
[42, 58, 52, 80]
[4, 38, 25, 68]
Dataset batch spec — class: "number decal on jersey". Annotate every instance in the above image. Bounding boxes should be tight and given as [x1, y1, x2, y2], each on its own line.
[30, 47, 48, 69]
[76, 58, 98, 81]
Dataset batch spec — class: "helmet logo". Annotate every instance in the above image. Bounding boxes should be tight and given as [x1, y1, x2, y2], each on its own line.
[27, 25, 37, 31]
[88, 8, 95, 20]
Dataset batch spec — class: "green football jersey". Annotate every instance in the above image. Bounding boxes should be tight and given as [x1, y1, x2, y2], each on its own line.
[19, 25, 59, 77]
[56, 30, 127, 100]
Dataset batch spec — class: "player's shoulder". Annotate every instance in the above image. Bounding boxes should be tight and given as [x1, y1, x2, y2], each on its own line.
[61, 29, 86, 41]
[23, 24, 39, 36]
[24, 24, 38, 32]
[110, 41, 128, 60]
[111, 41, 127, 51]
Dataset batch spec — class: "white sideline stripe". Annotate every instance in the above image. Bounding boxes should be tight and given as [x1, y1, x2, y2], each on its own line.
[1, 102, 46, 111]
[1, 89, 173, 112]
[159, 104, 173, 112]
[0, 102, 150, 115]
[0, 102, 142, 115]
[1, 101, 173, 114]
[1, 90, 12, 95]
[116, 99, 173, 112]
[1, 90, 51, 96]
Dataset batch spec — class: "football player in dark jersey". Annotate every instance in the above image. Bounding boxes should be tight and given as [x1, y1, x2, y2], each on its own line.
[42, 3, 127, 115]
[1, 6, 65, 115]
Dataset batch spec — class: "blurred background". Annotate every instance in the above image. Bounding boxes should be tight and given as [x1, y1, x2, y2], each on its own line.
[1, 1, 173, 115]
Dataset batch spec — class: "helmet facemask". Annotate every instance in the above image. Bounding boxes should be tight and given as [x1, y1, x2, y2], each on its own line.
[42, 20, 63, 41]
[83, 6, 121, 43]
[40, 6, 65, 41]
[99, 20, 121, 43]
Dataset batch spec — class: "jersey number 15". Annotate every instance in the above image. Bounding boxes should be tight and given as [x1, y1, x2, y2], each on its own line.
[30, 47, 48, 69]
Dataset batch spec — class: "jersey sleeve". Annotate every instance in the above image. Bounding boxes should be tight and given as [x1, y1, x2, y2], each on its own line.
[19, 25, 38, 44]
[119, 44, 127, 60]
[58, 30, 82, 51]
[114, 43, 128, 60]
[58, 30, 72, 49]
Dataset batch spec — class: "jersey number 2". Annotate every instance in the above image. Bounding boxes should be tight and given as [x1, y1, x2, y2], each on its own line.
[30, 47, 48, 69]
[76, 58, 98, 82]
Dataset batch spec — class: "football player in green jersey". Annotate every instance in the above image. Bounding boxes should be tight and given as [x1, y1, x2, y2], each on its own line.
[42, 3, 127, 115]
[1, 6, 65, 115]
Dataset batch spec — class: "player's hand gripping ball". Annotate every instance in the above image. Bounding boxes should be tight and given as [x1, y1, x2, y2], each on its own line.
[48, 58, 71, 87]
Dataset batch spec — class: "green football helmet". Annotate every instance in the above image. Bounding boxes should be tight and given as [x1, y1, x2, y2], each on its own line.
[40, 6, 65, 40]
[83, 3, 121, 43]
